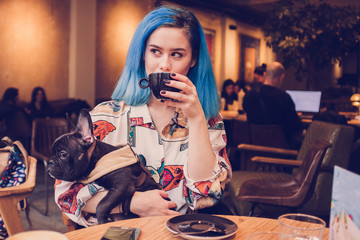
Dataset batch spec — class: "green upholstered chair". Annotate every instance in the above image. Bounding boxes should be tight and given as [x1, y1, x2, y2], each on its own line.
[227, 121, 355, 217]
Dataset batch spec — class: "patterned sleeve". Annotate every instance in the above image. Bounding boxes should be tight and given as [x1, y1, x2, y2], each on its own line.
[54, 179, 106, 227]
[183, 114, 232, 210]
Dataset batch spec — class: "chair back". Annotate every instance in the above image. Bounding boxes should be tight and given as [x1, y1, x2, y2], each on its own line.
[249, 124, 289, 149]
[296, 120, 355, 214]
[237, 140, 330, 207]
[31, 118, 68, 161]
[297, 121, 354, 169]
[292, 140, 331, 205]
[0, 156, 37, 236]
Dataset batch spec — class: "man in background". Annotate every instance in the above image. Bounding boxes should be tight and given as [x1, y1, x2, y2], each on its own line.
[243, 62, 303, 149]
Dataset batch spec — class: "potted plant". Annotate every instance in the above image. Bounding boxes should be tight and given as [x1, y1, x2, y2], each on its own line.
[263, 0, 360, 83]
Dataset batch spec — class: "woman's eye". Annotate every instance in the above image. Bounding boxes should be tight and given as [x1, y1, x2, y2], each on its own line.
[150, 48, 161, 55]
[171, 52, 183, 58]
[59, 151, 67, 159]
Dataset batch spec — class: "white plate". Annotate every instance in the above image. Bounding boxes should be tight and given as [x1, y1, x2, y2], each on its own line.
[7, 230, 68, 240]
[166, 213, 238, 240]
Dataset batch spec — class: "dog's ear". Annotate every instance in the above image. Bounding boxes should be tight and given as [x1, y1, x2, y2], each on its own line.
[75, 109, 95, 146]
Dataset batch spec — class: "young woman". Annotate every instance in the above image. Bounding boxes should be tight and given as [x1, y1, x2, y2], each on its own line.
[252, 64, 267, 89]
[55, 6, 232, 226]
[220, 79, 238, 111]
[27, 87, 53, 119]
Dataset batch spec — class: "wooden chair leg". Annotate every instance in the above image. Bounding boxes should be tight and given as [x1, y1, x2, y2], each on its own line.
[0, 197, 24, 236]
[23, 199, 32, 229]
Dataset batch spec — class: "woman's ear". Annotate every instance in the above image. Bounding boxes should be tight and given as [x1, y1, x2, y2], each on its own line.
[190, 58, 196, 68]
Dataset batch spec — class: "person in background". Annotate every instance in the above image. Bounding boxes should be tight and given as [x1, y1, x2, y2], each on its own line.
[220, 79, 238, 111]
[27, 87, 53, 119]
[54, 6, 232, 227]
[250, 63, 267, 90]
[0, 88, 32, 150]
[0, 88, 20, 115]
[243, 62, 303, 149]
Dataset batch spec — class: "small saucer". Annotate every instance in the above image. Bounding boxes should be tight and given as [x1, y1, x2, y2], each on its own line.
[166, 213, 238, 240]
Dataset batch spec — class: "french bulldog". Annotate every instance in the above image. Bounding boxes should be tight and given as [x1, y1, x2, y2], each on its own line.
[47, 109, 161, 224]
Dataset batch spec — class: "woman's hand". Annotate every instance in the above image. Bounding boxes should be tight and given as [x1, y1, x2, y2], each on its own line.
[130, 190, 179, 217]
[160, 73, 217, 181]
[160, 73, 204, 121]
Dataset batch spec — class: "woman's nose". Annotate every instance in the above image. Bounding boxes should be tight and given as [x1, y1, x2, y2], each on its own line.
[159, 56, 171, 72]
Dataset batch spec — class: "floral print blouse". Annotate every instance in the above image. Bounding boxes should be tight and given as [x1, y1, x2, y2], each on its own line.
[54, 100, 231, 227]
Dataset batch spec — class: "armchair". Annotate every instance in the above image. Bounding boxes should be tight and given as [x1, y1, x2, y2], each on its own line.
[238, 140, 330, 216]
[228, 121, 355, 217]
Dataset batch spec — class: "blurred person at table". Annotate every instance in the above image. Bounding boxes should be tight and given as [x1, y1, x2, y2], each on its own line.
[220, 79, 238, 111]
[0, 87, 32, 150]
[0, 88, 20, 117]
[250, 63, 266, 90]
[0, 88, 21, 132]
[54, 6, 232, 227]
[243, 62, 303, 149]
[26, 87, 53, 120]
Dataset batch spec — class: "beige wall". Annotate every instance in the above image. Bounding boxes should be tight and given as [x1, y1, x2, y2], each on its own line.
[0, 0, 70, 103]
[69, 0, 96, 107]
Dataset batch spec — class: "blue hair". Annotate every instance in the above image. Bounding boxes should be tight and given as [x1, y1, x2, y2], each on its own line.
[111, 6, 219, 119]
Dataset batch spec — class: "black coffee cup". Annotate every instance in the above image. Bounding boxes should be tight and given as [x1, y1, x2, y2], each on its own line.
[139, 72, 180, 100]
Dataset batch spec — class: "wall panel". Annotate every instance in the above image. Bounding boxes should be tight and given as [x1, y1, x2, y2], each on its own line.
[0, 0, 70, 102]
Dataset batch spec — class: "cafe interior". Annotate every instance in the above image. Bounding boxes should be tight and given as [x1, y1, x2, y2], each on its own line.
[1, 0, 360, 239]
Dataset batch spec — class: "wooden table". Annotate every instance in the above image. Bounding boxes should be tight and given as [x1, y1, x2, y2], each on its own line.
[221, 110, 360, 127]
[64, 215, 329, 240]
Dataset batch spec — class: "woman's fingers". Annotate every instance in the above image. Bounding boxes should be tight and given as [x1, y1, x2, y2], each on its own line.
[130, 190, 178, 217]
[160, 73, 196, 101]
[161, 90, 188, 103]
[170, 73, 194, 86]
[159, 72, 204, 120]
[159, 190, 178, 210]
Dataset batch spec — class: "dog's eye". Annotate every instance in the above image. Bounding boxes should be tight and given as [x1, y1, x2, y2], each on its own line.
[59, 150, 68, 159]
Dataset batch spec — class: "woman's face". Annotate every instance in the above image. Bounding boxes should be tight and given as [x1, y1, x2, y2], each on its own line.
[36, 90, 44, 102]
[144, 27, 196, 76]
[254, 73, 264, 83]
[234, 85, 240, 94]
[225, 84, 234, 96]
